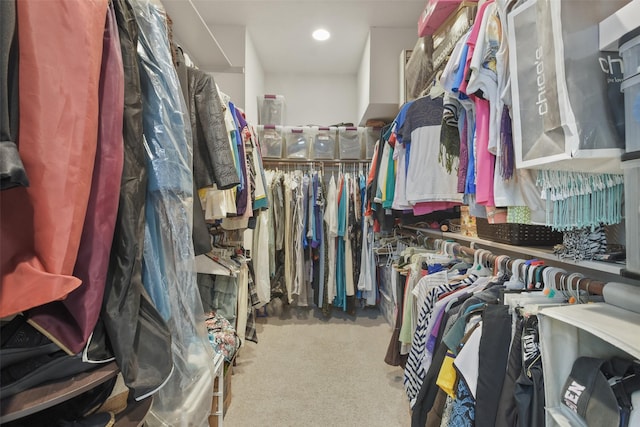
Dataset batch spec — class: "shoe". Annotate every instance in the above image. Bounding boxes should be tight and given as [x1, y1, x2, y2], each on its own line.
[0, 316, 59, 369]
[0, 351, 95, 399]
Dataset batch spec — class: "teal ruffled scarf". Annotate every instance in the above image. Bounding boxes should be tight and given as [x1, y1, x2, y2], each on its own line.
[536, 170, 624, 231]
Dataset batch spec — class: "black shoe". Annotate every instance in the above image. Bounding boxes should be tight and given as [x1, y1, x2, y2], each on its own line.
[0, 316, 59, 369]
[0, 351, 94, 399]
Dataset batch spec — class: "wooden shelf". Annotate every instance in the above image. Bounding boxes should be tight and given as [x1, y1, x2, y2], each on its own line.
[399, 225, 627, 278]
[0, 362, 119, 423]
[115, 396, 153, 427]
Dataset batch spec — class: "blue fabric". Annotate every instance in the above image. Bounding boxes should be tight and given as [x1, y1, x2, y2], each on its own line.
[464, 302, 485, 315]
[137, 4, 194, 318]
[359, 174, 366, 223]
[229, 102, 245, 191]
[134, 1, 214, 424]
[394, 101, 414, 145]
[312, 174, 321, 248]
[302, 174, 310, 249]
[465, 121, 476, 195]
[452, 44, 470, 97]
[427, 264, 445, 275]
[449, 377, 475, 426]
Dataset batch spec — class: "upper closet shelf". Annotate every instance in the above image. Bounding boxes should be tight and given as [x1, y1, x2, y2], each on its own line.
[599, 0, 640, 51]
[161, 0, 233, 71]
[417, 0, 477, 36]
[358, 103, 400, 127]
[400, 225, 626, 277]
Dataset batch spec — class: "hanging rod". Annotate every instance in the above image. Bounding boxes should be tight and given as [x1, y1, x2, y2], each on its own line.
[261, 158, 370, 165]
[398, 225, 606, 296]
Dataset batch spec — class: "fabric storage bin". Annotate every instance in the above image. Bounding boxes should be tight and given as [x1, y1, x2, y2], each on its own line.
[621, 157, 640, 274]
[538, 304, 640, 427]
[619, 32, 640, 79]
[257, 125, 283, 158]
[338, 126, 363, 159]
[257, 94, 285, 125]
[364, 127, 381, 159]
[310, 126, 337, 159]
[284, 126, 310, 159]
[621, 74, 640, 153]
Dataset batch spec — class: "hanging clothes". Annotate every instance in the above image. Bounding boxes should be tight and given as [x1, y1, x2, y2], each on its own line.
[325, 174, 339, 306]
[130, 1, 213, 424]
[0, 0, 106, 318]
[84, 0, 173, 401]
[28, 2, 125, 355]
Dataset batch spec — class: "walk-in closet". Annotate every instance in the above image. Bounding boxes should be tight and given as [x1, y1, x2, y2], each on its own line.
[1, 0, 640, 426]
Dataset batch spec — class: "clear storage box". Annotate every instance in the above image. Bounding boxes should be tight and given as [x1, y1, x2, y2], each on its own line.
[621, 157, 640, 275]
[364, 127, 381, 159]
[257, 94, 285, 125]
[284, 126, 310, 159]
[310, 126, 337, 159]
[619, 33, 640, 80]
[257, 125, 283, 158]
[338, 126, 363, 159]
[621, 73, 640, 153]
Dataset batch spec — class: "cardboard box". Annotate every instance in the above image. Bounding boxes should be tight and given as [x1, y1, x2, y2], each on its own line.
[208, 362, 232, 427]
[460, 206, 477, 237]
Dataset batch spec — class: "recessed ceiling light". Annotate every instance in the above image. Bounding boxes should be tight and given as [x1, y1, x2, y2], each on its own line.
[312, 28, 330, 41]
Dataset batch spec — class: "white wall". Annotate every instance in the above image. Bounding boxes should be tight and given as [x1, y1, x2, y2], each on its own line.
[369, 27, 416, 104]
[244, 31, 265, 123]
[211, 26, 246, 109]
[264, 73, 358, 126]
[212, 73, 245, 108]
[357, 34, 372, 124]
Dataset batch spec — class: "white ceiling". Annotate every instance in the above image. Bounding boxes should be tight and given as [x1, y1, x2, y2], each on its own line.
[190, 0, 424, 75]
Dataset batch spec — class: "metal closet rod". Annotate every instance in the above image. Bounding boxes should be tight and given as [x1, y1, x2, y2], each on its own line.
[261, 158, 370, 165]
[422, 236, 607, 296]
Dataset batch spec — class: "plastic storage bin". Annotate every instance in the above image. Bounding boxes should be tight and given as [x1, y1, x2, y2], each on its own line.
[621, 157, 640, 275]
[257, 94, 285, 125]
[284, 126, 310, 159]
[257, 125, 283, 158]
[310, 126, 337, 159]
[338, 126, 363, 159]
[621, 74, 640, 153]
[364, 127, 381, 159]
[619, 32, 640, 79]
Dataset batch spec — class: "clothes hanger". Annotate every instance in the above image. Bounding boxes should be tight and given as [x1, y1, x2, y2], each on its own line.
[542, 267, 567, 299]
[566, 272, 584, 304]
[504, 258, 526, 290]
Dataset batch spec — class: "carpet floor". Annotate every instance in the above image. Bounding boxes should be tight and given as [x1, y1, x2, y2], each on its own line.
[223, 306, 410, 427]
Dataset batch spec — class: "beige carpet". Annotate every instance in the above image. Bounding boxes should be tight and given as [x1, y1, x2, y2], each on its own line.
[223, 307, 410, 427]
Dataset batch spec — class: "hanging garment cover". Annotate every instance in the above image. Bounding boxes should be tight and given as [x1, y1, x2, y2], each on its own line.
[84, 0, 173, 402]
[0, 0, 28, 190]
[133, 1, 214, 423]
[28, 2, 125, 355]
[0, 0, 107, 317]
